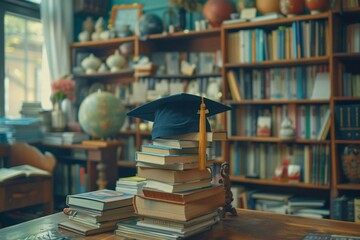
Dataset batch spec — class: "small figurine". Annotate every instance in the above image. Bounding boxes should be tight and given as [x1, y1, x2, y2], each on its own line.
[78, 17, 94, 42]
[279, 116, 296, 139]
[91, 17, 105, 41]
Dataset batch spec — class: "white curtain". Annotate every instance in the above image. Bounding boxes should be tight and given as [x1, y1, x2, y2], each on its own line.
[41, 0, 76, 123]
[41, 0, 73, 82]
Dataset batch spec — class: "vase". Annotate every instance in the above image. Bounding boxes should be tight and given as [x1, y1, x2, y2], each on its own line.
[305, 0, 329, 14]
[203, 0, 235, 28]
[280, 0, 305, 17]
[256, 0, 281, 14]
[341, 145, 360, 183]
[51, 108, 66, 132]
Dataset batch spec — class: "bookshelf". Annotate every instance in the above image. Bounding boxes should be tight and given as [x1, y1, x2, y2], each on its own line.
[221, 10, 335, 211]
[70, 28, 224, 175]
[68, 6, 360, 220]
[331, 6, 360, 206]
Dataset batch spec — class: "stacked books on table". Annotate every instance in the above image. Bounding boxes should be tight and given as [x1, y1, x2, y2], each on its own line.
[115, 176, 146, 195]
[115, 132, 226, 239]
[58, 189, 134, 236]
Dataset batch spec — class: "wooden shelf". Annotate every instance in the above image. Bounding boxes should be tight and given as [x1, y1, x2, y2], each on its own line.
[228, 136, 330, 144]
[336, 183, 360, 190]
[225, 99, 330, 105]
[335, 140, 360, 145]
[333, 97, 360, 101]
[230, 176, 330, 190]
[224, 56, 329, 68]
[139, 131, 151, 137]
[119, 130, 137, 135]
[146, 73, 221, 79]
[71, 36, 136, 49]
[117, 161, 136, 168]
[74, 69, 134, 79]
[223, 12, 329, 30]
[333, 52, 360, 61]
[145, 28, 221, 40]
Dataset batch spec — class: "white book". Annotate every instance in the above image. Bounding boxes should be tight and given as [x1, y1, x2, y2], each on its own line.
[311, 72, 330, 99]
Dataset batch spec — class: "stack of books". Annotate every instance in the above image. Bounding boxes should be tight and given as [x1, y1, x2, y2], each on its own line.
[19, 101, 43, 118]
[58, 189, 135, 235]
[115, 176, 146, 195]
[0, 117, 43, 143]
[115, 131, 226, 239]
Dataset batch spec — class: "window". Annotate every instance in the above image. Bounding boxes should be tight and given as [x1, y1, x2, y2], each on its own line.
[0, 0, 50, 118]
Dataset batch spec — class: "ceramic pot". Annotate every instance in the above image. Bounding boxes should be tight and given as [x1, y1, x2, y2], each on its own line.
[98, 63, 108, 73]
[81, 54, 101, 74]
[256, 0, 280, 14]
[117, 25, 133, 38]
[279, 117, 296, 139]
[106, 50, 126, 72]
[341, 145, 360, 183]
[119, 42, 135, 57]
[78, 31, 90, 42]
[82, 17, 94, 33]
[203, 0, 235, 28]
[305, 0, 329, 14]
[280, 0, 305, 17]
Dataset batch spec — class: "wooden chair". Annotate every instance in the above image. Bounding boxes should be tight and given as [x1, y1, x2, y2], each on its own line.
[0, 143, 56, 226]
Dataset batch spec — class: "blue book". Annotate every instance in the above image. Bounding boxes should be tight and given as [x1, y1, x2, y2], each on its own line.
[66, 189, 133, 211]
[292, 22, 298, 59]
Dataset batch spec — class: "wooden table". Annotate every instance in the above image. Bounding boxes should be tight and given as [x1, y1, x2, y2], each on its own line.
[39, 141, 122, 190]
[0, 209, 359, 240]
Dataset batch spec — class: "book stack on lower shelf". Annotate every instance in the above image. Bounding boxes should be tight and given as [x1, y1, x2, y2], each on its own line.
[115, 133, 226, 239]
[58, 189, 134, 235]
[115, 176, 146, 195]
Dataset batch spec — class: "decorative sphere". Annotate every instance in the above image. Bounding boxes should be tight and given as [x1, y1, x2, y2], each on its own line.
[203, 0, 235, 28]
[305, 0, 329, 14]
[78, 91, 126, 138]
[256, 0, 280, 14]
[138, 14, 163, 36]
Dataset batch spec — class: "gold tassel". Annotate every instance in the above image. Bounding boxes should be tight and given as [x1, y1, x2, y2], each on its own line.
[198, 97, 208, 170]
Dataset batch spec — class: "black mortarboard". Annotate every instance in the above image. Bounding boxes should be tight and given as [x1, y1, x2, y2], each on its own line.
[127, 93, 232, 139]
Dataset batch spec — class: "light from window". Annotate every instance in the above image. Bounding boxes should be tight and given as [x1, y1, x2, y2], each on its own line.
[4, 12, 50, 118]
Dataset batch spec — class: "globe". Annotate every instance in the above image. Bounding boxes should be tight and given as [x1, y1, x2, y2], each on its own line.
[78, 91, 126, 138]
[138, 13, 163, 36]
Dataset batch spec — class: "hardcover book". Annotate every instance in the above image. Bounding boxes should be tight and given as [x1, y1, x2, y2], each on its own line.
[142, 184, 224, 204]
[133, 191, 225, 221]
[58, 220, 117, 236]
[141, 144, 198, 155]
[66, 189, 133, 211]
[137, 167, 211, 183]
[0, 164, 50, 182]
[135, 152, 199, 165]
[136, 160, 215, 171]
[144, 178, 212, 193]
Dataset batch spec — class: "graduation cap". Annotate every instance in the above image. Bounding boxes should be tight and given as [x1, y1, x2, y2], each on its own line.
[127, 93, 232, 140]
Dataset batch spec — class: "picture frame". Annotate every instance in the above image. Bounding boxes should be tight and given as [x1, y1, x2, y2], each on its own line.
[109, 4, 142, 34]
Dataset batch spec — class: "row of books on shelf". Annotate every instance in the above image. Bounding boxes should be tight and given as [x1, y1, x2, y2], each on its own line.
[42, 132, 89, 145]
[230, 143, 330, 186]
[227, 20, 329, 64]
[334, 103, 360, 140]
[54, 162, 87, 196]
[129, 77, 222, 104]
[343, 0, 360, 9]
[339, 23, 360, 53]
[227, 66, 329, 101]
[228, 104, 330, 140]
[0, 117, 43, 144]
[231, 188, 331, 219]
[332, 196, 360, 223]
[341, 69, 360, 97]
[151, 51, 221, 76]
